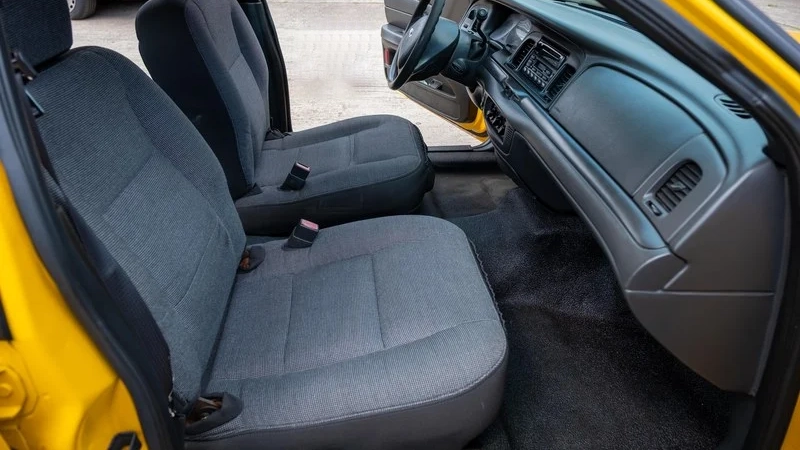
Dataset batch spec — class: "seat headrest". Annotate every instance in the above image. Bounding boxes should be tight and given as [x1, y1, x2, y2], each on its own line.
[0, 0, 72, 67]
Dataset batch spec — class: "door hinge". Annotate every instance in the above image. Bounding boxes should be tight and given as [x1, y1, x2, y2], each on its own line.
[107, 432, 141, 450]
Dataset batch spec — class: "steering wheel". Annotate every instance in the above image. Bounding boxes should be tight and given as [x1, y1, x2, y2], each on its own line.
[387, 0, 446, 90]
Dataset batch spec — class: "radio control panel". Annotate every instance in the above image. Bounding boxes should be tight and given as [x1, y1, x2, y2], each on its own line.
[519, 40, 566, 91]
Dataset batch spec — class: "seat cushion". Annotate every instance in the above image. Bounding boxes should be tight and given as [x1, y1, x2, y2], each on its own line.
[235, 115, 434, 235]
[190, 216, 507, 450]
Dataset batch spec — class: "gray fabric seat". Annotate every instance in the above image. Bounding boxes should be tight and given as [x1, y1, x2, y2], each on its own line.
[1, 1, 507, 449]
[201, 216, 507, 448]
[236, 115, 433, 235]
[136, 0, 434, 235]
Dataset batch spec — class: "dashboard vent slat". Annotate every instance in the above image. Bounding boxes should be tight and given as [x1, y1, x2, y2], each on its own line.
[548, 65, 575, 99]
[654, 161, 703, 213]
[510, 40, 535, 69]
[715, 95, 752, 119]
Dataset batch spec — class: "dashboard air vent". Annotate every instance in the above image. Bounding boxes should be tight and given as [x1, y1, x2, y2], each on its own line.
[715, 95, 752, 119]
[484, 97, 507, 138]
[548, 65, 575, 99]
[510, 40, 535, 69]
[654, 161, 703, 213]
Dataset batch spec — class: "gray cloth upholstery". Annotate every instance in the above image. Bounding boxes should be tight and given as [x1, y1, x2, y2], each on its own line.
[196, 216, 507, 449]
[136, 0, 268, 195]
[237, 115, 434, 234]
[4, 0, 506, 447]
[137, 0, 433, 234]
[26, 46, 246, 402]
[0, 0, 72, 65]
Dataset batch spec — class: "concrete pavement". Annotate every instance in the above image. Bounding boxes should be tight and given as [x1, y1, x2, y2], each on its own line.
[751, 0, 800, 30]
[71, 0, 478, 147]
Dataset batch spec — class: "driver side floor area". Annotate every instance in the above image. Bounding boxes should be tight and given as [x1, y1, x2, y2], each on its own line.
[421, 167, 734, 449]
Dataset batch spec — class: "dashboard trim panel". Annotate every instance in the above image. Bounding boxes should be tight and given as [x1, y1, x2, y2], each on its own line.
[465, 0, 786, 394]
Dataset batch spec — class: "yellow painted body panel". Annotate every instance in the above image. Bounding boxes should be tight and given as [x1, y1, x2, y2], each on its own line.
[784, 398, 800, 450]
[663, 0, 800, 114]
[459, 109, 488, 136]
[0, 164, 145, 449]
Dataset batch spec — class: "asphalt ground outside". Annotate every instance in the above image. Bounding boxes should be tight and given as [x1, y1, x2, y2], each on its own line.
[72, 0, 800, 146]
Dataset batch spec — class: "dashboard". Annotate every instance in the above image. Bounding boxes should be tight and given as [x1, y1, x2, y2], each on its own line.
[491, 14, 580, 106]
[460, 0, 787, 395]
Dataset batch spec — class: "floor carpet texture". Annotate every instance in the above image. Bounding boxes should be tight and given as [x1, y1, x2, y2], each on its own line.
[429, 182, 733, 450]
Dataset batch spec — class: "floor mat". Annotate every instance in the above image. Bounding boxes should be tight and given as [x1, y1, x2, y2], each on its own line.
[420, 169, 517, 219]
[448, 188, 732, 450]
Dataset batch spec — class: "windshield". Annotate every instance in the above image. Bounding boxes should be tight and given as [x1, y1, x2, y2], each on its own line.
[550, 0, 624, 21]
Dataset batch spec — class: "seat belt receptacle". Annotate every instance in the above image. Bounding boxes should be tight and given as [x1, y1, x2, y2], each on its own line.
[287, 219, 319, 249]
[279, 162, 310, 191]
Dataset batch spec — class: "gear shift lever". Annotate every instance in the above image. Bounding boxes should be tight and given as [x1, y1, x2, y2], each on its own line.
[475, 7, 489, 25]
[469, 8, 490, 59]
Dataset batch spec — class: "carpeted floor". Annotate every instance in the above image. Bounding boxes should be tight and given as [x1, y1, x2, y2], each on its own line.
[422, 170, 733, 450]
[420, 169, 517, 219]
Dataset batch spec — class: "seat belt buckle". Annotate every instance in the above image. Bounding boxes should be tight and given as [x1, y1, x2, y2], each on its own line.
[287, 219, 319, 249]
[279, 162, 310, 191]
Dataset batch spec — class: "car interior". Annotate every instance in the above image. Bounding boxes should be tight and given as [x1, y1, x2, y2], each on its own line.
[0, 0, 788, 448]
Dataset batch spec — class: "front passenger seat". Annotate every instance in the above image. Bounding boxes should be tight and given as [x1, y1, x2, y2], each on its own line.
[136, 0, 434, 235]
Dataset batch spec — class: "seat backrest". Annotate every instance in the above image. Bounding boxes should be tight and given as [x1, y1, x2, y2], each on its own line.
[136, 0, 271, 198]
[0, 0, 247, 402]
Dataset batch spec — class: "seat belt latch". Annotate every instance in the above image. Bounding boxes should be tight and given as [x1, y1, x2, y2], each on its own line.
[287, 219, 319, 249]
[279, 162, 310, 191]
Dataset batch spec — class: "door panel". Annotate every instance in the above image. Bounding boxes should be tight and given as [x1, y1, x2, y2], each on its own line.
[385, 0, 420, 27]
[381, 0, 485, 135]
[384, 0, 469, 27]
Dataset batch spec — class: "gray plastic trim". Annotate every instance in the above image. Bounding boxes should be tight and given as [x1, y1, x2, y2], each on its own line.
[478, 40, 785, 393]
[626, 290, 774, 394]
[634, 134, 726, 242]
[480, 62, 675, 289]
[666, 162, 786, 292]
[551, 66, 705, 194]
